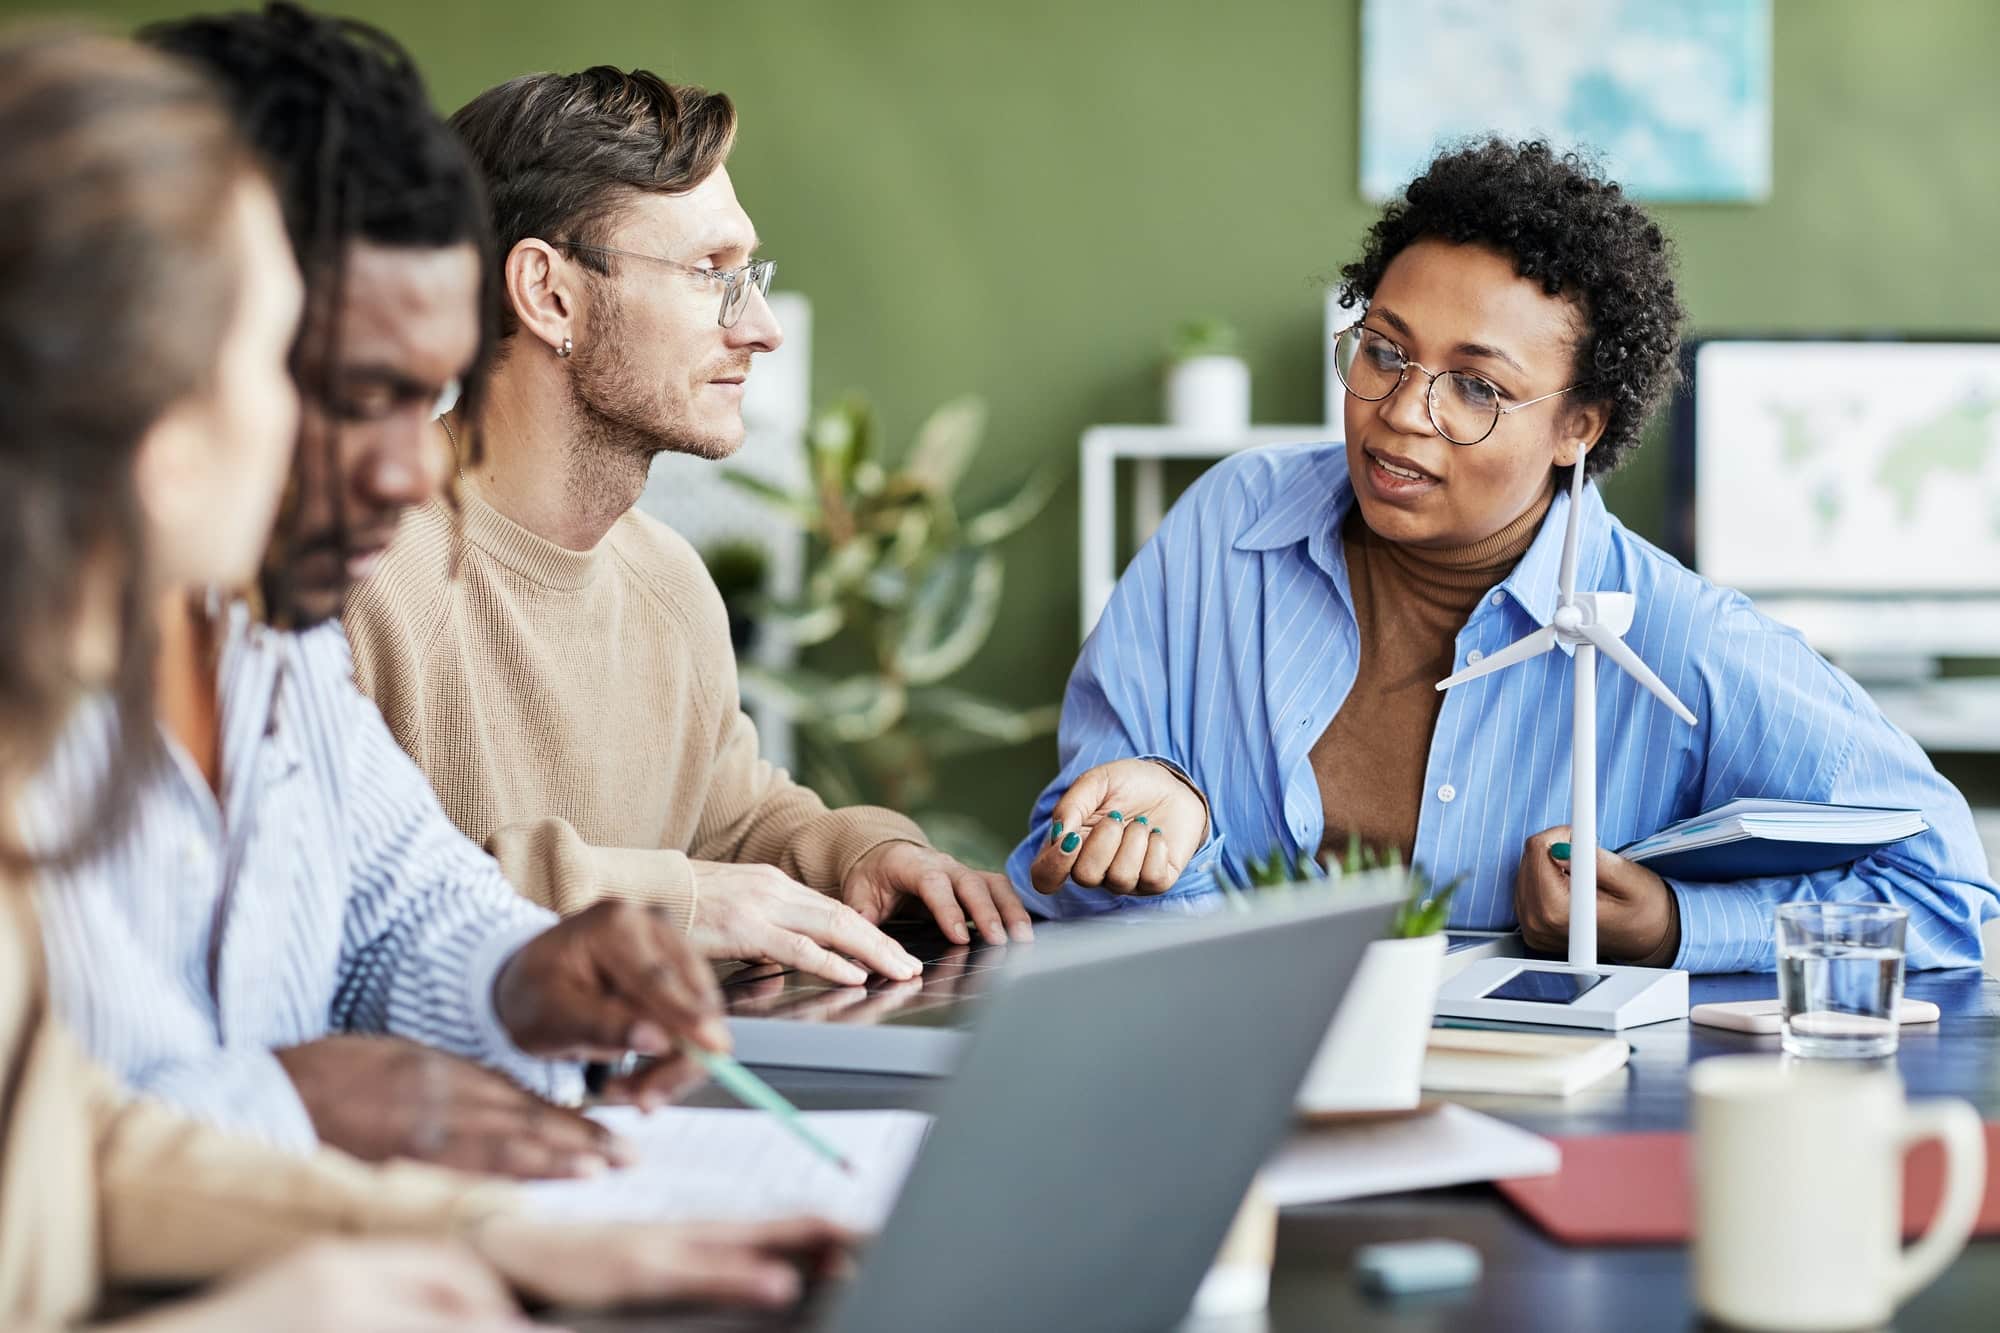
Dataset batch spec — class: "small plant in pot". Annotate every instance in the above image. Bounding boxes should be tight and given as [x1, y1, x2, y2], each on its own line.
[1221, 836, 1460, 1113]
[1163, 317, 1251, 432]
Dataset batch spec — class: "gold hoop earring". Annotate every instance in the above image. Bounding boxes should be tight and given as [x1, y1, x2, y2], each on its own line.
[557, 336, 573, 359]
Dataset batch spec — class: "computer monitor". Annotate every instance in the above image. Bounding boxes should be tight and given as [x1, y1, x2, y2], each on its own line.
[1667, 335, 2000, 663]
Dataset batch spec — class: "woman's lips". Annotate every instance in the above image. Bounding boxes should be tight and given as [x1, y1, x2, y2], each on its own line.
[1363, 446, 1442, 499]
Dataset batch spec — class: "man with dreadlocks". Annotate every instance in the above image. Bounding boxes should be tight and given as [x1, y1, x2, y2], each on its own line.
[343, 65, 1037, 991]
[33, 4, 740, 1183]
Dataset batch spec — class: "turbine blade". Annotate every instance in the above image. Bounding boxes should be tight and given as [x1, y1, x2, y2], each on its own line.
[1580, 623, 1698, 725]
[1436, 625, 1559, 691]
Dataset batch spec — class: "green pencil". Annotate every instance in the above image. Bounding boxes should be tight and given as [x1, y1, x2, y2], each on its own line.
[688, 1045, 856, 1175]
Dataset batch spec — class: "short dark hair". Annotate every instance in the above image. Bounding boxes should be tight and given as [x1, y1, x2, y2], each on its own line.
[1339, 138, 1685, 478]
[142, 3, 501, 623]
[450, 67, 736, 337]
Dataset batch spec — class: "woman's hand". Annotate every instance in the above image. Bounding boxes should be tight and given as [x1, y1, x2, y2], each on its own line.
[1029, 759, 1209, 897]
[1513, 826, 1681, 966]
[118, 1239, 533, 1333]
[471, 1214, 853, 1312]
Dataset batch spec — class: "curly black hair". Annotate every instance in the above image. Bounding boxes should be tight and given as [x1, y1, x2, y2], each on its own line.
[1338, 138, 1685, 478]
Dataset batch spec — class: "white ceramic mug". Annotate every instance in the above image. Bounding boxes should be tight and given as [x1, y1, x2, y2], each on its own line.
[1691, 1054, 1985, 1330]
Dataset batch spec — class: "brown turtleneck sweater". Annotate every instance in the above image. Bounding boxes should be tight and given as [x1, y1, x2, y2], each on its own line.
[1312, 490, 1552, 862]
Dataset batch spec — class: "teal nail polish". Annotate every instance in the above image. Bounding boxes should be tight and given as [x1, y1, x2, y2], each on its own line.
[1550, 842, 1571, 861]
[1134, 815, 1149, 827]
[1108, 811, 1124, 822]
[1061, 832, 1081, 853]
[1048, 820, 1063, 845]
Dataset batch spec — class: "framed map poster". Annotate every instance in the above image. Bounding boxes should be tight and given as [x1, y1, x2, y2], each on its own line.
[1360, 0, 1773, 204]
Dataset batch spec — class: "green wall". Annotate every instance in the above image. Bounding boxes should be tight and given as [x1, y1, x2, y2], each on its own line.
[30, 0, 2000, 849]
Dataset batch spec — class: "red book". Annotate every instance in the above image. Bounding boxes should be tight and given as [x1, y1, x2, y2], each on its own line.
[1497, 1125, 2000, 1245]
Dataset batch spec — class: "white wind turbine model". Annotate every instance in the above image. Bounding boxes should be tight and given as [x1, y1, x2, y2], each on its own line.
[1429, 460, 1700, 1030]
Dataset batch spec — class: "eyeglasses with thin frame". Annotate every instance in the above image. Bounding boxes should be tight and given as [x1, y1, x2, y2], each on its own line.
[554, 241, 775, 329]
[1333, 322, 1589, 446]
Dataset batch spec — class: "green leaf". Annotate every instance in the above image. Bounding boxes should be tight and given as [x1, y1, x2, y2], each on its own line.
[743, 595, 846, 647]
[964, 465, 1061, 547]
[739, 665, 906, 743]
[720, 469, 819, 527]
[907, 687, 1059, 750]
[896, 549, 1005, 685]
[809, 395, 874, 494]
[809, 537, 882, 600]
[903, 395, 987, 496]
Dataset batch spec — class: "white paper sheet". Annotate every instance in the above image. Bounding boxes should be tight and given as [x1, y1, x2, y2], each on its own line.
[520, 1106, 932, 1231]
[1262, 1102, 1559, 1207]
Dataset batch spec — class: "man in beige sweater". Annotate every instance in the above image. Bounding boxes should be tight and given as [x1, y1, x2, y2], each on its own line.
[345, 67, 1033, 985]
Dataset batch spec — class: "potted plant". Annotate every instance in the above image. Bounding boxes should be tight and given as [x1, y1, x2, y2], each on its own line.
[1163, 318, 1250, 432]
[721, 392, 1060, 869]
[1221, 837, 1460, 1113]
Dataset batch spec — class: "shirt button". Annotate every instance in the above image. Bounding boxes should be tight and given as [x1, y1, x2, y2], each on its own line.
[1466, 650, 1485, 664]
[1437, 784, 1457, 804]
[1489, 592, 1505, 607]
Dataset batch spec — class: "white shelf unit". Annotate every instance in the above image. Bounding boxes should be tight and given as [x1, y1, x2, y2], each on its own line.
[1078, 424, 1331, 639]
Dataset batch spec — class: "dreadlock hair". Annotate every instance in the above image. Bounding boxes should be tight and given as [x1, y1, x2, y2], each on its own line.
[142, 3, 499, 627]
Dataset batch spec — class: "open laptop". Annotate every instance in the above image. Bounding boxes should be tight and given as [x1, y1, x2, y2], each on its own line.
[771, 885, 1395, 1333]
[723, 908, 1509, 1077]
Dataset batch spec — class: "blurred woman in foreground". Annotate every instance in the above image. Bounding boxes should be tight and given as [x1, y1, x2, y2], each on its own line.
[0, 25, 839, 1331]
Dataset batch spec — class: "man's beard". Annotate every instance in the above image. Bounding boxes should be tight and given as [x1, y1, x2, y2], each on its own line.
[256, 535, 347, 630]
[563, 327, 743, 507]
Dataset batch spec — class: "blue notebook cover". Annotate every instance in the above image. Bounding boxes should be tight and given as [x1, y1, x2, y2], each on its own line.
[1635, 835, 1919, 883]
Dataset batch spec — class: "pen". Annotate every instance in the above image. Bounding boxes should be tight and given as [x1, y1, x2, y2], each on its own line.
[584, 1049, 855, 1175]
[686, 1045, 856, 1175]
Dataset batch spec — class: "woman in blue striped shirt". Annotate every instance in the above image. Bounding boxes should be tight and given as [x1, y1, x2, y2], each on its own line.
[1011, 139, 1995, 973]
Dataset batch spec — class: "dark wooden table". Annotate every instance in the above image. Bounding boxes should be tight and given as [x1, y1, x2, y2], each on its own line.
[570, 970, 2000, 1332]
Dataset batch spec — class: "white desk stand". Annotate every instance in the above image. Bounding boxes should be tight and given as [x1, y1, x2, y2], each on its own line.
[1434, 958, 1689, 1030]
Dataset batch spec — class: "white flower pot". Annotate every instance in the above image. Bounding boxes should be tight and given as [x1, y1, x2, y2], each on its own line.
[1164, 354, 1250, 432]
[1295, 933, 1446, 1113]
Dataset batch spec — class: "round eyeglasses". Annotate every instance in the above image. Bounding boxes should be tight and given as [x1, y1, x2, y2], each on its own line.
[1333, 323, 1588, 446]
[554, 241, 775, 328]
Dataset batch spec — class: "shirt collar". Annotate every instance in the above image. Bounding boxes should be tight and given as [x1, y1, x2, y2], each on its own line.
[1232, 444, 1353, 553]
[1231, 446, 1614, 626]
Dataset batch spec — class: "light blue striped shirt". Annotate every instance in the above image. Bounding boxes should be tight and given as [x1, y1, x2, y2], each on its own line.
[1008, 442, 1997, 973]
[30, 611, 581, 1152]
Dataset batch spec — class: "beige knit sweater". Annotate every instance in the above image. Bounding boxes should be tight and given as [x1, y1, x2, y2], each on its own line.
[344, 488, 925, 931]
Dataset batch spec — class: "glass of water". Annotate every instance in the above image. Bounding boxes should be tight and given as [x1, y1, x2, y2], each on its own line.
[1776, 903, 1907, 1059]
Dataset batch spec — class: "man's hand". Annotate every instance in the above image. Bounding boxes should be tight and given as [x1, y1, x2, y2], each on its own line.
[688, 860, 923, 985]
[472, 1215, 854, 1312]
[493, 900, 730, 1084]
[276, 1036, 635, 1180]
[1514, 826, 1681, 966]
[841, 841, 1034, 947]
[1029, 759, 1208, 897]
